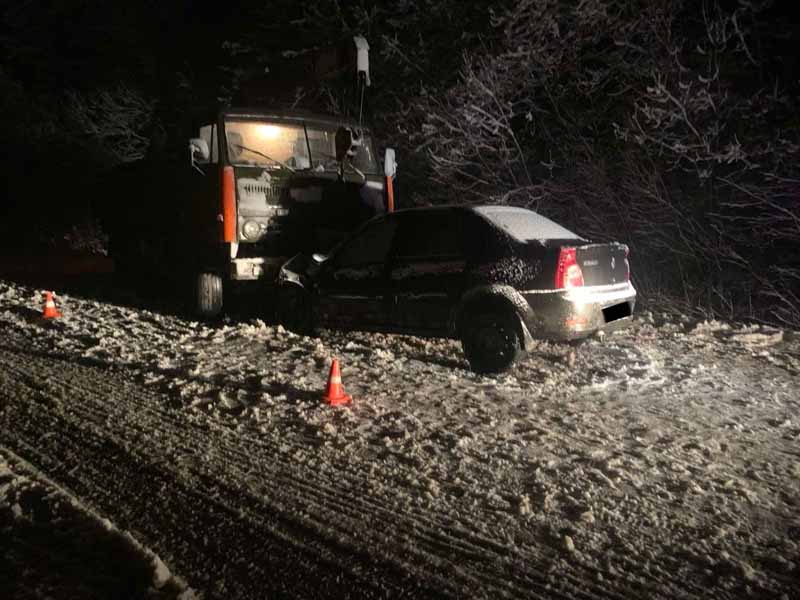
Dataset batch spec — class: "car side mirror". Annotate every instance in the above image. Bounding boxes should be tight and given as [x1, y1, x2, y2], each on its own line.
[384, 148, 397, 178]
[311, 253, 329, 264]
[189, 138, 210, 162]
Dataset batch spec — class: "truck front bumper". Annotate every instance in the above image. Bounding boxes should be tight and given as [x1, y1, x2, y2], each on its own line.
[230, 257, 287, 281]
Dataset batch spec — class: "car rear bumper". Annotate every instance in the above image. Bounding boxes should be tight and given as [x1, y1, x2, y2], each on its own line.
[520, 282, 636, 341]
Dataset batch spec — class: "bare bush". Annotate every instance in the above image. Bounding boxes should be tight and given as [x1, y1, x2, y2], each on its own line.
[616, 1, 800, 325]
[65, 84, 155, 165]
[409, 0, 665, 203]
[398, 0, 799, 327]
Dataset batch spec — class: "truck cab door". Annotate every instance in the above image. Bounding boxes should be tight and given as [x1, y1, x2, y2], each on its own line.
[185, 123, 221, 251]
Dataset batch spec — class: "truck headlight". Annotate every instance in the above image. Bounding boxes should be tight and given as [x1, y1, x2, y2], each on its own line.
[242, 220, 262, 240]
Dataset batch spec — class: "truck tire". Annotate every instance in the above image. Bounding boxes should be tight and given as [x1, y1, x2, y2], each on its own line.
[196, 272, 223, 318]
[460, 308, 522, 374]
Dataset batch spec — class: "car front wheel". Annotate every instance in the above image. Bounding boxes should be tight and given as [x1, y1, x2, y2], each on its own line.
[460, 309, 522, 374]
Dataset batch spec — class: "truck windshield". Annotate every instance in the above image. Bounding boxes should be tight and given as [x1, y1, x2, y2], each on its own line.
[224, 119, 379, 174]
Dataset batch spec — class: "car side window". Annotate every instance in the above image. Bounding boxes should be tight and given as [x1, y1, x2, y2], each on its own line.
[334, 218, 398, 268]
[463, 211, 497, 261]
[394, 212, 464, 260]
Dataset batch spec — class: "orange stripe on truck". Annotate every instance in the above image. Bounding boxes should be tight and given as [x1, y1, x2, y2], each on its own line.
[221, 166, 237, 242]
[386, 175, 395, 212]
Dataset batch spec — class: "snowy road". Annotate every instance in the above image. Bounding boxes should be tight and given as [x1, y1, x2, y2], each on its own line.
[1, 278, 799, 599]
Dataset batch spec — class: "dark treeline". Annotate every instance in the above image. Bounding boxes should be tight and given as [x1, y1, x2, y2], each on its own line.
[1, 0, 798, 326]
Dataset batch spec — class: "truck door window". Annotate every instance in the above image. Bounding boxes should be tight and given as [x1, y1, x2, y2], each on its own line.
[305, 125, 378, 174]
[198, 124, 218, 163]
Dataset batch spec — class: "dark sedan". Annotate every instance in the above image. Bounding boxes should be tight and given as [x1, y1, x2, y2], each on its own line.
[276, 205, 636, 373]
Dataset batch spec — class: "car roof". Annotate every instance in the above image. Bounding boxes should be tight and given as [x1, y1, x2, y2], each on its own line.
[389, 205, 465, 214]
[386, 204, 529, 219]
[386, 204, 582, 241]
[471, 205, 582, 240]
[387, 204, 537, 213]
[388, 203, 547, 214]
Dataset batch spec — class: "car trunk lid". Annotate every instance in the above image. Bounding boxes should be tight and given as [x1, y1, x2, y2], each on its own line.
[576, 243, 629, 287]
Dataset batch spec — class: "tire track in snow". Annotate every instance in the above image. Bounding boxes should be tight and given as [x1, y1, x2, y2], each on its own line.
[10, 288, 788, 588]
[0, 340, 705, 600]
[0, 346, 439, 600]
[2, 299, 749, 599]
[0, 344, 565, 600]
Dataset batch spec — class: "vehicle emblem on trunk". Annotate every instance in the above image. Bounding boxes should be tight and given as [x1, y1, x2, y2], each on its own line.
[611, 257, 616, 270]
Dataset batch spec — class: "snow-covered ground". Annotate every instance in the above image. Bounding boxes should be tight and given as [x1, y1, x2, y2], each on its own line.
[1, 278, 799, 598]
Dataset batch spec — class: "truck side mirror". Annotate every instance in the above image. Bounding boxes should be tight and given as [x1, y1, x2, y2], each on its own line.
[189, 138, 210, 162]
[335, 127, 357, 162]
[384, 148, 397, 178]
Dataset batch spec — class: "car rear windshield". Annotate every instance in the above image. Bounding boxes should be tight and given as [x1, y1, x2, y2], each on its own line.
[473, 206, 583, 243]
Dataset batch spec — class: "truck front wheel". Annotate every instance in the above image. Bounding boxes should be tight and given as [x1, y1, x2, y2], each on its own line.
[196, 272, 223, 318]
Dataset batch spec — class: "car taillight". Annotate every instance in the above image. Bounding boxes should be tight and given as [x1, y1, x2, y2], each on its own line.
[221, 166, 236, 243]
[555, 247, 584, 289]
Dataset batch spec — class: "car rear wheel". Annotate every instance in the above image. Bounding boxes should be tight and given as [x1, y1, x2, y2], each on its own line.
[277, 285, 314, 335]
[460, 309, 522, 374]
[196, 272, 223, 318]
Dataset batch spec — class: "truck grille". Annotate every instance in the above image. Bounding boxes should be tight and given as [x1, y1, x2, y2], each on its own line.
[239, 181, 282, 203]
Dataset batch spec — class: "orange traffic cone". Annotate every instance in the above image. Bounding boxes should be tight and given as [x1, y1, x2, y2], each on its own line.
[42, 291, 62, 319]
[323, 359, 351, 406]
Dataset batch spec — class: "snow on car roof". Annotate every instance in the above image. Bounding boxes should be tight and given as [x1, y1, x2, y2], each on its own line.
[472, 206, 583, 243]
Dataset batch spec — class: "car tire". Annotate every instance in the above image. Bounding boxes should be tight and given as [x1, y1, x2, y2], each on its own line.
[277, 284, 314, 335]
[196, 272, 223, 318]
[460, 309, 522, 374]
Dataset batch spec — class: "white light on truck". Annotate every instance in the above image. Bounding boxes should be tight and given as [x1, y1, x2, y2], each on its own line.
[242, 220, 262, 240]
[255, 124, 281, 140]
